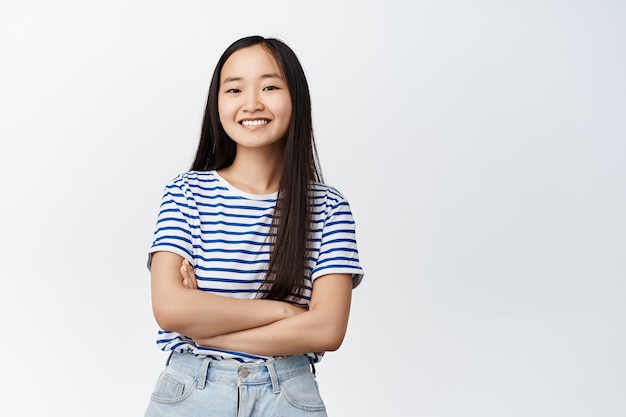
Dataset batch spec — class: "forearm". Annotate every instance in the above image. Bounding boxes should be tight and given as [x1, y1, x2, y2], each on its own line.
[153, 288, 299, 339]
[194, 310, 341, 356]
[150, 251, 301, 339]
[195, 274, 353, 356]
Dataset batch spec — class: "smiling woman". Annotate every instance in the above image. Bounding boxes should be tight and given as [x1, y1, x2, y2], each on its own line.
[217, 44, 293, 188]
[143, 35, 364, 417]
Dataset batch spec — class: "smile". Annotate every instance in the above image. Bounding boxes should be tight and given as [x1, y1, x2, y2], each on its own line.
[240, 119, 269, 127]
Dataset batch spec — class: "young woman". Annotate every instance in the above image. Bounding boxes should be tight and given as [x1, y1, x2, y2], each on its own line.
[144, 35, 364, 417]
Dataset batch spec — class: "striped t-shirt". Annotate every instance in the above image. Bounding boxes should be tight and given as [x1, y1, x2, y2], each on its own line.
[148, 170, 364, 363]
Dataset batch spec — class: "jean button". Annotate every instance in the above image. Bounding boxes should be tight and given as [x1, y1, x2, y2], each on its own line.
[239, 368, 250, 378]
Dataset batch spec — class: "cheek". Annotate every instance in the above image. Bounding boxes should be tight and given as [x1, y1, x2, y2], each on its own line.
[217, 98, 237, 123]
[278, 100, 293, 124]
[217, 102, 227, 124]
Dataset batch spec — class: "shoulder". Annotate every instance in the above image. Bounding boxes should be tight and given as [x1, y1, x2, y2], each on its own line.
[311, 181, 347, 201]
[167, 170, 214, 185]
[165, 170, 221, 192]
[310, 181, 354, 213]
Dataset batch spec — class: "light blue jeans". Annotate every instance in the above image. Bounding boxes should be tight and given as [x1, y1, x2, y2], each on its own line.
[144, 352, 327, 417]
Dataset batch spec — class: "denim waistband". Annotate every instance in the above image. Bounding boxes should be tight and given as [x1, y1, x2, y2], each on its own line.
[166, 351, 314, 392]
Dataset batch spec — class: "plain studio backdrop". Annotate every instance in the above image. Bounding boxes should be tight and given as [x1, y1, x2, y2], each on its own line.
[0, 1, 624, 416]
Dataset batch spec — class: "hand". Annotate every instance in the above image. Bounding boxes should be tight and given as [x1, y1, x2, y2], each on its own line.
[180, 259, 198, 289]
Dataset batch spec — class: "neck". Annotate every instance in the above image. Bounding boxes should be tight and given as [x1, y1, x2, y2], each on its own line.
[218, 145, 284, 195]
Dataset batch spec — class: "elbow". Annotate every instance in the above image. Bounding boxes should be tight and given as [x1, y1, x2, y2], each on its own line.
[309, 310, 350, 352]
[318, 328, 347, 352]
[152, 302, 184, 332]
[151, 285, 197, 333]
[324, 337, 345, 352]
[323, 342, 343, 352]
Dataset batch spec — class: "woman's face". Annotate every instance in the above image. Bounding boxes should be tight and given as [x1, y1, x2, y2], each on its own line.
[218, 45, 292, 152]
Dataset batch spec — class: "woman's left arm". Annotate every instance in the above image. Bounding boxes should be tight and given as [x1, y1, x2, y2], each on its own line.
[193, 273, 353, 356]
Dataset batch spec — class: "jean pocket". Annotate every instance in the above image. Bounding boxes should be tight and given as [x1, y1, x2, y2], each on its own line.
[280, 371, 326, 412]
[150, 367, 197, 404]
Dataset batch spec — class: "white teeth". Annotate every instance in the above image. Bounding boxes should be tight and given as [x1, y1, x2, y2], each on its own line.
[241, 119, 268, 127]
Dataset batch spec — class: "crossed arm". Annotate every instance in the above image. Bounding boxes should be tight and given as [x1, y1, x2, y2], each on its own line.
[150, 251, 353, 356]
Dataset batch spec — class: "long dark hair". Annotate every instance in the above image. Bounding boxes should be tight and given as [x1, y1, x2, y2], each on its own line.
[191, 35, 323, 302]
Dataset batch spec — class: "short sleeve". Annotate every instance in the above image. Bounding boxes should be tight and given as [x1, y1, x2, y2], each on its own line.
[311, 195, 364, 288]
[146, 180, 195, 270]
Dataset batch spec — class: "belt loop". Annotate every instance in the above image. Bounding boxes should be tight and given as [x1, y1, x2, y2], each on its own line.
[197, 357, 212, 390]
[165, 350, 174, 367]
[309, 356, 316, 376]
[265, 360, 280, 394]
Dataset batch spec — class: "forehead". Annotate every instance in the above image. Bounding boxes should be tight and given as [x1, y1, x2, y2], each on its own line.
[220, 44, 284, 81]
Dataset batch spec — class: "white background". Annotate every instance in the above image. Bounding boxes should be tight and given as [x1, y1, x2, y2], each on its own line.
[1, 1, 625, 416]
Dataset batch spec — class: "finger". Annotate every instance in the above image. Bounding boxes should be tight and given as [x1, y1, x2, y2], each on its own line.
[181, 260, 198, 289]
[180, 264, 192, 288]
[185, 261, 198, 290]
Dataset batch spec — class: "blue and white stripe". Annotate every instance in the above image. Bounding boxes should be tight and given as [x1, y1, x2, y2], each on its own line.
[148, 170, 363, 363]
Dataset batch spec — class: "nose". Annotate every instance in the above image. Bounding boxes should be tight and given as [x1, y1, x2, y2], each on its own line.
[243, 90, 264, 112]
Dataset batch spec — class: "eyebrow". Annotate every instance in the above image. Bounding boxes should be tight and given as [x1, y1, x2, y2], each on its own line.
[222, 73, 284, 84]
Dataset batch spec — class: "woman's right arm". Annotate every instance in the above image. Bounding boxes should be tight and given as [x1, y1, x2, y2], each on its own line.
[150, 250, 304, 339]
